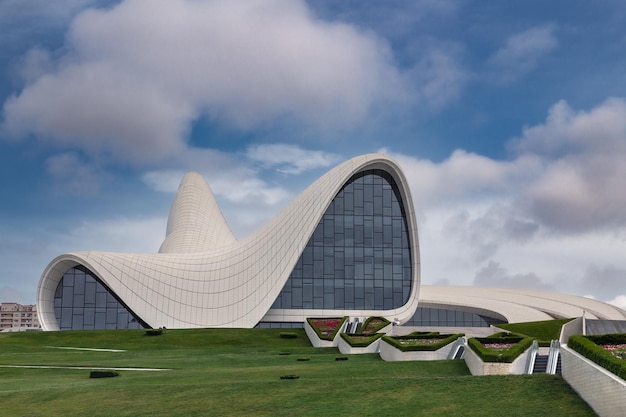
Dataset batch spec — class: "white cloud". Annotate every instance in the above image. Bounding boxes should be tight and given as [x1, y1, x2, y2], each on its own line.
[2, 0, 407, 164]
[387, 97, 626, 300]
[45, 152, 107, 194]
[473, 261, 556, 291]
[406, 43, 467, 110]
[486, 25, 558, 84]
[607, 295, 626, 310]
[246, 144, 341, 175]
[517, 98, 626, 231]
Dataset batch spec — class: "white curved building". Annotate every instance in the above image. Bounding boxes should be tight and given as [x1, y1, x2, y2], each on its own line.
[36, 153, 626, 331]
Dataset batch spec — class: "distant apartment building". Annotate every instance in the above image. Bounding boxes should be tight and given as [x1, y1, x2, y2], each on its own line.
[0, 303, 40, 330]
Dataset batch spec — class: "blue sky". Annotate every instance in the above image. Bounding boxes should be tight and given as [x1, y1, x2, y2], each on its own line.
[1, 0, 626, 308]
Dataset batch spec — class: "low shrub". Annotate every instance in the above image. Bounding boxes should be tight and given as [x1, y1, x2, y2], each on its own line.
[307, 317, 348, 341]
[145, 328, 164, 336]
[382, 333, 463, 352]
[467, 335, 533, 363]
[280, 375, 299, 380]
[335, 357, 348, 361]
[89, 371, 119, 378]
[340, 332, 383, 347]
[568, 334, 626, 381]
[279, 332, 298, 339]
[297, 357, 310, 361]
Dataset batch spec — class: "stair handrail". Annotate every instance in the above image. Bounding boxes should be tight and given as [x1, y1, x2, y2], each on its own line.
[526, 339, 539, 374]
[447, 336, 466, 360]
[546, 339, 561, 374]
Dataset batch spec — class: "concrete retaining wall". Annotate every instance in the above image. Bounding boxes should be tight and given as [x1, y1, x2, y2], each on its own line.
[561, 345, 626, 417]
[379, 338, 457, 361]
[463, 344, 532, 375]
[337, 336, 381, 354]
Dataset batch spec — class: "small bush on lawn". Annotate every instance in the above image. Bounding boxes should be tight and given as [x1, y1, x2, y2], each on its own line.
[280, 332, 298, 339]
[307, 317, 348, 341]
[568, 334, 626, 381]
[340, 332, 384, 347]
[359, 317, 391, 335]
[382, 333, 464, 352]
[467, 334, 533, 363]
[145, 328, 164, 336]
[89, 371, 119, 378]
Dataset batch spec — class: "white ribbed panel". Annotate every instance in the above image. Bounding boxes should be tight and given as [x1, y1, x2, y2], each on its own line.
[159, 172, 237, 253]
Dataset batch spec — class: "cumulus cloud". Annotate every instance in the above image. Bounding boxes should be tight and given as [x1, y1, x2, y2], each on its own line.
[45, 152, 108, 194]
[607, 295, 626, 310]
[2, 0, 407, 164]
[246, 144, 341, 175]
[407, 45, 467, 110]
[515, 98, 626, 232]
[473, 261, 556, 291]
[389, 97, 626, 300]
[486, 25, 558, 84]
[580, 264, 626, 301]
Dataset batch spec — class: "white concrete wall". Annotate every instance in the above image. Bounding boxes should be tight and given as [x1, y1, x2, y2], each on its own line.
[379, 338, 457, 361]
[561, 345, 626, 417]
[463, 343, 532, 375]
[337, 336, 381, 354]
[560, 317, 583, 344]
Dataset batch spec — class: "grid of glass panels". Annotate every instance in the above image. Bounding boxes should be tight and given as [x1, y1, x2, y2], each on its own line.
[255, 322, 304, 329]
[272, 169, 412, 311]
[404, 307, 506, 327]
[54, 265, 146, 330]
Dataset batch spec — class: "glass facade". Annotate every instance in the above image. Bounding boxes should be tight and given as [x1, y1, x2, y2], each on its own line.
[54, 265, 146, 330]
[271, 169, 412, 311]
[404, 307, 506, 327]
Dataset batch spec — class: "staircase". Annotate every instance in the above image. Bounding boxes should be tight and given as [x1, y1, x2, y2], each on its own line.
[532, 354, 549, 373]
[453, 346, 465, 359]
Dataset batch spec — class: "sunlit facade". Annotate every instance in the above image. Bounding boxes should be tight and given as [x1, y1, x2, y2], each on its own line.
[37, 154, 421, 330]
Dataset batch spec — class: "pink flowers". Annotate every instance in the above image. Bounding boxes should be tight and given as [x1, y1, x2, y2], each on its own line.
[602, 344, 626, 360]
[311, 318, 341, 337]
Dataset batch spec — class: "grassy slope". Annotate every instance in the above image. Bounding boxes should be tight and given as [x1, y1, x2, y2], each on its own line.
[0, 328, 594, 417]
[496, 318, 574, 341]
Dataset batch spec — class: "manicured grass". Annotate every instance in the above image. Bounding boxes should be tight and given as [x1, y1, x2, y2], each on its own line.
[0, 328, 595, 416]
[496, 318, 574, 342]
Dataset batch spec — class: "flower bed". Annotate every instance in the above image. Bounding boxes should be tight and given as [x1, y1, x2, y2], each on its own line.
[338, 333, 384, 354]
[467, 332, 532, 363]
[603, 343, 626, 360]
[568, 334, 626, 380]
[382, 332, 463, 352]
[379, 332, 464, 361]
[305, 317, 348, 347]
[307, 317, 346, 341]
[359, 317, 391, 335]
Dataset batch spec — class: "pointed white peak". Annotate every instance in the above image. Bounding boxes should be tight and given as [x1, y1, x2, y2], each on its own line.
[159, 172, 237, 253]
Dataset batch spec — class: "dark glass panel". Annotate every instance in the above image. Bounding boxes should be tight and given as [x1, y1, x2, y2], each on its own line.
[53, 266, 146, 330]
[272, 170, 413, 311]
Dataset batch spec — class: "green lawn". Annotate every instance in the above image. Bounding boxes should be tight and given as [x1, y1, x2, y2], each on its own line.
[496, 318, 574, 342]
[0, 328, 595, 416]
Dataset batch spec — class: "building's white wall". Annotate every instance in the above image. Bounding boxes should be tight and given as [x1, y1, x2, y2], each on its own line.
[37, 154, 421, 330]
[561, 345, 626, 417]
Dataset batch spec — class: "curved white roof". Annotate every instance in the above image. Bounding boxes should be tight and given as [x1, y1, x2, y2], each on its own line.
[37, 154, 421, 329]
[420, 285, 626, 323]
